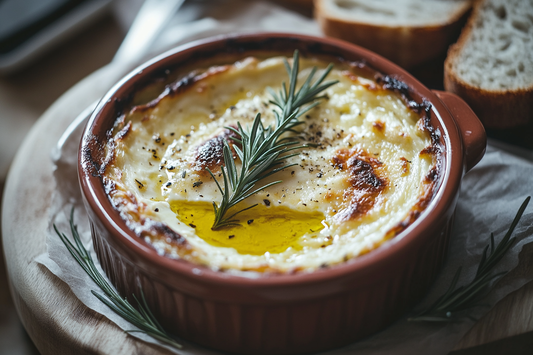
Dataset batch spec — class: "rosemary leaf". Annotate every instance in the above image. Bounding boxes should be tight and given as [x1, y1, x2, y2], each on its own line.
[409, 196, 530, 322]
[208, 50, 338, 230]
[55, 208, 182, 349]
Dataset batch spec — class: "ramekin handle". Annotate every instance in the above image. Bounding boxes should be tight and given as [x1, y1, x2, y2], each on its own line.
[433, 90, 486, 173]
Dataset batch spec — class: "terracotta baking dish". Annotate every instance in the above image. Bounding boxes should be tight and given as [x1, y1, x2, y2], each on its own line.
[79, 33, 486, 354]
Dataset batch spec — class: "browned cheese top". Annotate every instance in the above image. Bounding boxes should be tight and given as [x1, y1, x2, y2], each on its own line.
[99, 56, 441, 273]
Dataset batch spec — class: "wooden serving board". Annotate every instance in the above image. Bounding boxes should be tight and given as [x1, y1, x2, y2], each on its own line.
[2, 61, 533, 355]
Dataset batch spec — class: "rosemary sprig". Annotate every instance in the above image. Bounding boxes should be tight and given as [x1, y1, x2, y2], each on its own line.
[55, 208, 182, 349]
[208, 50, 338, 230]
[409, 196, 530, 322]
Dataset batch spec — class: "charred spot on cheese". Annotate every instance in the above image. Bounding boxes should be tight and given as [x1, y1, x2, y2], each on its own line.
[100, 56, 442, 273]
[148, 220, 187, 245]
[400, 157, 410, 175]
[372, 120, 385, 133]
[332, 148, 388, 221]
[424, 166, 439, 183]
[375, 74, 425, 113]
[192, 127, 241, 175]
[419, 145, 439, 158]
[376, 75, 410, 97]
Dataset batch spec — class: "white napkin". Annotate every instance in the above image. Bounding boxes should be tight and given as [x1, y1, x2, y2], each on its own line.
[36, 1, 533, 354]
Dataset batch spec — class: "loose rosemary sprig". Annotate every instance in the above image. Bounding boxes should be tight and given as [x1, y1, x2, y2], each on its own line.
[208, 50, 338, 230]
[409, 196, 530, 322]
[55, 208, 182, 349]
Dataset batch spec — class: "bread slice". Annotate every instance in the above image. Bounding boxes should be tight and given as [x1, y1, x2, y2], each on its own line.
[445, 0, 533, 129]
[315, 0, 472, 68]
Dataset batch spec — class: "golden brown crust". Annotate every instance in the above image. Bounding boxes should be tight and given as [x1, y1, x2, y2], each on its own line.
[332, 148, 388, 221]
[315, 0, 472, 68]
[104, 176, 193, 254]
[444, 0, 533, 128]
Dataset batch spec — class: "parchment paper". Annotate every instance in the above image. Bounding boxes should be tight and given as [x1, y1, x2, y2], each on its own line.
[36, 1, 533, 354]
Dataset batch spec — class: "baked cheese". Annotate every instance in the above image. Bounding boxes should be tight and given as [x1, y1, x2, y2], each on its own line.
[101, 56, 439, 274]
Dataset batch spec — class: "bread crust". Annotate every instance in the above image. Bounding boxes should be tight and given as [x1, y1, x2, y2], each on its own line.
[444, 0, 533, 129]
[315, 0, 472, 68]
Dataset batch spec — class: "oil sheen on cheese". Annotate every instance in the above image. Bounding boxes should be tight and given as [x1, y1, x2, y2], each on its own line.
[103, 56, 438, 274]
[169, 201, 325, 255]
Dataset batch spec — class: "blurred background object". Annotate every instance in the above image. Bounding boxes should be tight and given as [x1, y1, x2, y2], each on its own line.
[0, 0, 113, 73]
[112, 0, 185, 66]
[315, 0, 472, 69]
